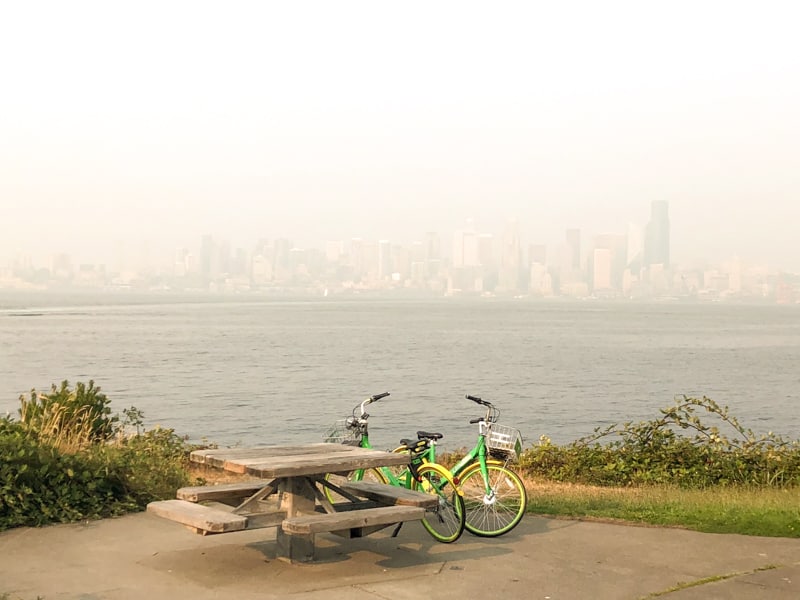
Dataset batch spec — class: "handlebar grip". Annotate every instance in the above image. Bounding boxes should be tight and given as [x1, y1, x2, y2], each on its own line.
[466, 394, 487, 405]
[469, 417, 484, 424]
[370, 392, 390, 402]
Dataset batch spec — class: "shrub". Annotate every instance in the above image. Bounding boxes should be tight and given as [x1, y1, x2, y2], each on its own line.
[519, 396, 800, 488]
[0, 418, 133, 529]
[0, 382, 193, 532]
[18, 380, 117, 450]
[98, 426, 193, 505]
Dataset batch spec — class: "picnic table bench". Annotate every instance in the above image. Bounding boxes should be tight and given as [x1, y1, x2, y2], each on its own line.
[147, 443, 431, 562]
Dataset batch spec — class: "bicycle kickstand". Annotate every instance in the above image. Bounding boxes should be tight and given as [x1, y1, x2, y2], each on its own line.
[391, 522, 404, 537]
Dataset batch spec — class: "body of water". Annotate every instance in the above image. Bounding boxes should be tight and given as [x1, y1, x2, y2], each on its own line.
[1, 291, 798, 451]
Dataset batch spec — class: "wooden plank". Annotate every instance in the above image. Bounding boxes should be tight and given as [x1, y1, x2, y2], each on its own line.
[190, 444, 410, 477]
[190, 444, 361, 469]
[243, 453, 410, 479]
[281, 506, 424, 535]
[336, 481, 438, 508]
[176, 481, 269, 503]
[147, 500, 247, 534]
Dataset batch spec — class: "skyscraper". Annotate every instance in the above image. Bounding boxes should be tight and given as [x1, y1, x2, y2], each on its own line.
[378, 240, 391, 279]
[498, 219, 522, 292]
[591, 233, 627, 292]
[452, 222, 479, 268]
[644, 201, 670, 267]
[565, 229, 581, 270]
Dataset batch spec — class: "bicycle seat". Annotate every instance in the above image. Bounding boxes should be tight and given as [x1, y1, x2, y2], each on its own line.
[399, 438, 430, 454]
[417, 431, 443, 441]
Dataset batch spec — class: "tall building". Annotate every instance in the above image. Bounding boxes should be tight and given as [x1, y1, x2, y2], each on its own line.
[378, 240, 391, 279]
[424, 231, 441, 278]
[452, 224, 479, 268]
[558, 228, 584, 294]
[644, 201, 670, 267]
[424, 232, 440, 261]
[565, 229, 581, 270]
[498, 219, 522, 292]
[200, 234, 214, 278]
[591, 233, 627, 292]
[626, 223, 644, 271]
[273, 238, 294, 281]
[349, 238, 363, 278]
[477, 234, 494, 269]
[592, 248, 613, 291]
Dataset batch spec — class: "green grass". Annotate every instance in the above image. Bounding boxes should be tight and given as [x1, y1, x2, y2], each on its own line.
[525, 482, 800, 537]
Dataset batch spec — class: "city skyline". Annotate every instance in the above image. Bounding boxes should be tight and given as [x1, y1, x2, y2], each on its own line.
[2, 197, 799, 274]
[1, 203, 797, 277]
[2, 198, 798, 304]
[2, 3, 799, 271]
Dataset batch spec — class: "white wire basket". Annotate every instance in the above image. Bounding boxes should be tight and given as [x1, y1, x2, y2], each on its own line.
[323, 418, 361, 446]
[480, 422, 523, 461]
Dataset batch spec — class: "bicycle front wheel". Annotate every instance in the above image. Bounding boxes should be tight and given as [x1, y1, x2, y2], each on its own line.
[458, 462, 527, 537]
[412, 463, 466, 543]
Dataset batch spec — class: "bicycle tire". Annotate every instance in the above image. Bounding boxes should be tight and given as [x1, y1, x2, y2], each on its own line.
[412, 463, 466, 543]
[323, 468, 387, 504]
[457, 462, 527, 537]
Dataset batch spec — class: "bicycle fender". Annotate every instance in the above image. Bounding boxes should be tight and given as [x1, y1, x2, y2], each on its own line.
[421, 462, 464, 496]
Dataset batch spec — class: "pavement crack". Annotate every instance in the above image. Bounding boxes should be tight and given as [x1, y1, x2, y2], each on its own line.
[354, 584, 396, 600]
[640, 563, 783, 598]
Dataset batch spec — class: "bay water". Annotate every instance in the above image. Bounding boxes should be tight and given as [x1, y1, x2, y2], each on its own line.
[1, 291, 798, 452]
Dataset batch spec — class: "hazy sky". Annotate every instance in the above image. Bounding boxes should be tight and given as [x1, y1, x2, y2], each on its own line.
[2, 1, 799, 270]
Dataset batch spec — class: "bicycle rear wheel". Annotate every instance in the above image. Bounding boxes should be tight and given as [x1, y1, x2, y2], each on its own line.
[458, 462, 527, 537]
[323, 468, 387, 504]
[412, 463, 465, 543]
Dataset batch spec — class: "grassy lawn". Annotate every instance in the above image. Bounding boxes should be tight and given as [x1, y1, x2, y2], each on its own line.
[190, 464, 800, 539]
[524, 479, 800, 538]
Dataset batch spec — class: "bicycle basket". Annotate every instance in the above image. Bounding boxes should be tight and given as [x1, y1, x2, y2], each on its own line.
[323, 418, 361, 446]
[480, 422, 523, 461]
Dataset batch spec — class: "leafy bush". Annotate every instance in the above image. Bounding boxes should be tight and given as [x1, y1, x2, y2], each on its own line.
[519, 396, 800, 488]
[97, 426, 193, 505]
[0, 382, 193, 531]
[0, 419, 133, 528]
[17, 380, 117, 450]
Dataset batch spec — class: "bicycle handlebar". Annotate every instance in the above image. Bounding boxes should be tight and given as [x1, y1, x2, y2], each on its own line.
[466, 394, 492, 407]
[466, 393, 501, 424]
[355, 392, 391, 419]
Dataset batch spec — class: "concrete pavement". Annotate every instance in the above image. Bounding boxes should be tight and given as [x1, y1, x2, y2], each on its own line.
[1, 512, 799, 600]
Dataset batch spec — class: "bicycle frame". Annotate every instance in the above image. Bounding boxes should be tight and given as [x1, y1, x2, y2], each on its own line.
[414, 396, 510, 495]
[336, 394, 459, 494]
[357, 426, 419, 488]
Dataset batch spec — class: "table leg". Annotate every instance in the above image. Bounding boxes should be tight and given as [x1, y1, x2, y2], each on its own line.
[276, 477, 318, 562]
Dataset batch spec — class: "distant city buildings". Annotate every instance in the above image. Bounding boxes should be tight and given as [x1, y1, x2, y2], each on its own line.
[1, 201, 798, 303]
[644, 200, 670, 268]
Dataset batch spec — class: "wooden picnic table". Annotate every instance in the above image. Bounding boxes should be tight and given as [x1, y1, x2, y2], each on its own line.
[147, 442, 435, 562]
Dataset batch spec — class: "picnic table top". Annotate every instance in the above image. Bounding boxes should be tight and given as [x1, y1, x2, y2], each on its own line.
[189, 443, 411, 479]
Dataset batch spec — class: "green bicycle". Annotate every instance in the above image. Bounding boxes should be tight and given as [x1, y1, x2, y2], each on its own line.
[398, 394, 527, 537]
[323, 392, 466, 544]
